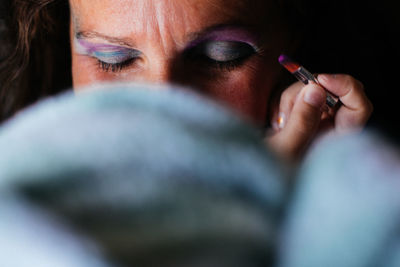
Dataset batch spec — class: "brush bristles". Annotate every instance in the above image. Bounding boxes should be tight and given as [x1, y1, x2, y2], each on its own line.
[279, 54, 300, 73]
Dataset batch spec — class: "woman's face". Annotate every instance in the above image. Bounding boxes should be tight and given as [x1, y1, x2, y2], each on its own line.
[69, 0, 288, 124]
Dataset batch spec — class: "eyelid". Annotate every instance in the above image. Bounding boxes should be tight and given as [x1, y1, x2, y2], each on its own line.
[93, 50, 141, 64]
[202, 41, 256, 62]
[74, 37, 141, 63]
[182, 40, 258, 73]
[188, 40, 256, 62]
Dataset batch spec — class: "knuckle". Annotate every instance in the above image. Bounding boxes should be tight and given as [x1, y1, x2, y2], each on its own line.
[294, 110, 319, 133]
[353, 79, 365, 91]
[359, 93, 373, 113]
[342, 74, 355, 87]
[356, 98, 373, 123]
[281, 88, 292, 101]
[281, 87, 299, 104]
[343, 75, 364, 91]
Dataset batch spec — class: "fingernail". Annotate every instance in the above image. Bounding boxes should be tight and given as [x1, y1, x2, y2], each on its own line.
[317, 74, 337, 83]
[272, 112, 286, 130]
[316, 74, 327, 83]
[278, 112, 286, 129]
[303, 85, 326, 108]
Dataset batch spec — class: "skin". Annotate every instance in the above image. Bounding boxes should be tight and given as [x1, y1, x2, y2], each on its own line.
[70, 0, 287, 124]
[69, 0, 373, 161]
[267, 76, 373, 160]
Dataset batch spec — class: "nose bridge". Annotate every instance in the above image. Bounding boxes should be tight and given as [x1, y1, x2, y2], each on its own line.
[139, 8, 182, 84]
[145, 57, 173, 83]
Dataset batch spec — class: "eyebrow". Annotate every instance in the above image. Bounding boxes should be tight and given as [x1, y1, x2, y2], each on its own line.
[75, 22, 258, 48]
[75, 31, 136, 47]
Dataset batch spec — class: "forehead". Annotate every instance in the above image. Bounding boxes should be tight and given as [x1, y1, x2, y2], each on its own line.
[69, 0, 281, 39]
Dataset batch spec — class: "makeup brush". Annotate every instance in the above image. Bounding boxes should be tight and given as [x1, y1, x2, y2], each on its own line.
[279, 54, 339, 108]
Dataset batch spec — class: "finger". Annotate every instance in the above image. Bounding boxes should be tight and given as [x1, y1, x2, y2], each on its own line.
[269, 83, 326, 160]
[272, 81, 303, 130]
[317, 74, 373, 130]
[317, 74, 372, 111]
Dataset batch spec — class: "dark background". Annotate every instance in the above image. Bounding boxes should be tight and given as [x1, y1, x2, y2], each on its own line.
[295, 0, 400, 143]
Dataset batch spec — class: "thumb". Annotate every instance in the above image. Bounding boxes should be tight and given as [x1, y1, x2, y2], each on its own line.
[269, 83, 326, 160]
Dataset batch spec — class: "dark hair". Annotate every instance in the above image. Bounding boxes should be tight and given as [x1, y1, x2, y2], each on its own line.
[0, 0, 71, 122]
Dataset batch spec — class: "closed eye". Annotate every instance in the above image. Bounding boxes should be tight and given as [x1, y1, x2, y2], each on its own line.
[74, 37, 142, 73]
[93, 50, 141, 73]
[184, 41, 257, 71]
[97, 58, 137, 72]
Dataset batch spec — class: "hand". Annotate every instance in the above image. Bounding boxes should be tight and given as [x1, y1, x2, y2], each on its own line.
[266, 74, 373, 161]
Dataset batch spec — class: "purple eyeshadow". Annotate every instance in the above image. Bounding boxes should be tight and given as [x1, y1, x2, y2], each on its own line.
[76, 38, 127, 52]
[74, 38, 140, 64]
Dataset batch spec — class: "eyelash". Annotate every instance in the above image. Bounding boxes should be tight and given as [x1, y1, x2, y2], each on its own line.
[95, 45, 256, 73]
[97, 58, 136, 72]
[186, 43, 257, 72]
[97, 58, 245, 73]
[203, 56, 251, 72]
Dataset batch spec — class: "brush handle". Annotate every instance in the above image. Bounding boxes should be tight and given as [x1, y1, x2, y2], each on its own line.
[325, 93, 339, 108]
[294, 67, 339, 108]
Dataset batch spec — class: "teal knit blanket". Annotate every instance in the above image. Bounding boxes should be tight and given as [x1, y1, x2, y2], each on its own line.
[0, 83, 399, 267]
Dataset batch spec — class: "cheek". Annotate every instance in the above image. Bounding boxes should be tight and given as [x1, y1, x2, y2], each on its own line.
[71, 52, 279, 125]
[72, 55, 100, 90]
[201, 63, 280, 126]
[72, 54, 135, 90]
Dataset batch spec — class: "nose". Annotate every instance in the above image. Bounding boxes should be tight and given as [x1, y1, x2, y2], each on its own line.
[141, 58, 174, 84]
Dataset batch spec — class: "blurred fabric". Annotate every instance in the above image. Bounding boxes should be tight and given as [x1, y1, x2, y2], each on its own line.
[0, 83, 399, 267]
[0, 83, 285, 267]
[279, 133, 400, 267]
